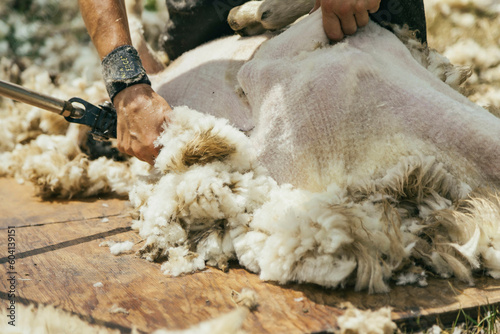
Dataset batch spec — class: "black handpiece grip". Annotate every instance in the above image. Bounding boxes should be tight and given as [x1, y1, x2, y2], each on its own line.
[65, 97, 117, 140]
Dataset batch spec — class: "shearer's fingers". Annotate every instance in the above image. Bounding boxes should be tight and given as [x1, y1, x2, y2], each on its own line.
[338, 12, 357, 36]
[310, 0, 321, 13]
[354, 9, 370, 27]
[368, 0, 381, 13]
[134, 144, 158, 166]
[322, 6, 344, 40]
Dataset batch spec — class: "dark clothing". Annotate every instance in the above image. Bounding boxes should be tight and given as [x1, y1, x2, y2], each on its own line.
[370, 0, 427, 43]
[161, 0, 248, 60]
[160, 0, 427, 60]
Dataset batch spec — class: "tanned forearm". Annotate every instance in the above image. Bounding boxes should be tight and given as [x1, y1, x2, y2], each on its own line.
[78, 0, 172, 165]
[78, 0, 132, 59]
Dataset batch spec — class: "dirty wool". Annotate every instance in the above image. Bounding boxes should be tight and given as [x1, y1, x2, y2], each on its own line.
[1, 0, 500, 295]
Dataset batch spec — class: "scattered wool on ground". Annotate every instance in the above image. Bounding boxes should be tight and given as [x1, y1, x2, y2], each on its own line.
[0, 303, 120, 334]
[336, 305, 397, 334]
[427, 324, 443, 334]
[395, 271, 428, 287]
[99, 241, 112, 247]
[100, 240, 135, 255]
[109, 241, 135, 255]
[109, 304, 129, 315]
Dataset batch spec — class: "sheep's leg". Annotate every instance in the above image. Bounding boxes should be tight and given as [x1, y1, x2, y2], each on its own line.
[125, 0, 167, 74]
[257, 0, 315, 30]
[228, 0, 314, 36]
[228, 1, 267, 36]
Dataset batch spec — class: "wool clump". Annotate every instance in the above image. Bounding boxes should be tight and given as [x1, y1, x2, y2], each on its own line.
[0, 303, 120, 334]
[109, 241, 135, 255]
[337, 306, 397, 334]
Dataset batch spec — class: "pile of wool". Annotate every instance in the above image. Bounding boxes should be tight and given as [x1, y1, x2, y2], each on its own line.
[0, 0, 101, 82]
[425, 0, 500, 114]
[0, 0, 166, 197]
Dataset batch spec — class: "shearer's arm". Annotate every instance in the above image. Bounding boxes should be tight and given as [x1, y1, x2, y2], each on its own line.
[79, 0, 171, 165]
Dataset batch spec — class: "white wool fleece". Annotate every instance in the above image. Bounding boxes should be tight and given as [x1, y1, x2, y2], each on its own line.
[131, 106, 278, 272]
[131, 106, 500, 293]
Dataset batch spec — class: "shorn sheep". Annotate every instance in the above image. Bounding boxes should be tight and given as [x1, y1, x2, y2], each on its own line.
[125, 0, 500, 294]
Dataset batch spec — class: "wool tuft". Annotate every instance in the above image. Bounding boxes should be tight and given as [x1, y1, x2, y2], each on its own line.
[153, 289, 258, 334]
[109, 241, 135, 255]
[109, 304, 129, 315]
[0, 303, 120, 334]
[337, 305, 396, 334]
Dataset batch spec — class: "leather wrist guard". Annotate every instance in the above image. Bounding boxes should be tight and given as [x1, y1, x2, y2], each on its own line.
[101, 45, 151, 101]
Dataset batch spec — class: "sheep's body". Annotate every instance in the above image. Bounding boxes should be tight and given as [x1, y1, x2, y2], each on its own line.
[151, 33, 270, 132]
[130, 11, 500, 293]
[148, 12, 500, 190]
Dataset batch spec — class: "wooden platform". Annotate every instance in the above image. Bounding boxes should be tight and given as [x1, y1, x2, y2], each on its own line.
[1, 177, 500, 333]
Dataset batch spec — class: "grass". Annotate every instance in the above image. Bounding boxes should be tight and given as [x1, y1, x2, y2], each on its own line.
[451, 305, 500, 334]
[400, 305, 500, 334]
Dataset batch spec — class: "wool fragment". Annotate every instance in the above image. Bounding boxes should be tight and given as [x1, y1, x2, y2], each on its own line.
[109, 241, 135, 255]
[337, 306, 396, 334]
[109, 304, 129, 315]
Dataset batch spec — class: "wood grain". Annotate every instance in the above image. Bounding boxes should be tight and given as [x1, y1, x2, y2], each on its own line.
[1, 177, 500, 333]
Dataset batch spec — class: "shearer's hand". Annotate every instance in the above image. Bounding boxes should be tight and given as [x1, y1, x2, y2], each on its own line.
[311, 0, 381, 41]
[113, 84, 172, 165]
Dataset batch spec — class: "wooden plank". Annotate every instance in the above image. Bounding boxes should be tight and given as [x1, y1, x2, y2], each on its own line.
[0, 178, 130, 228]
[0, 217, 342, 333]
[1, 177, 500, 333]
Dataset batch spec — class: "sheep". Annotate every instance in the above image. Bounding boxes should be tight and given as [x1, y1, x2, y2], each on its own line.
[122, 0, 500, 293]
